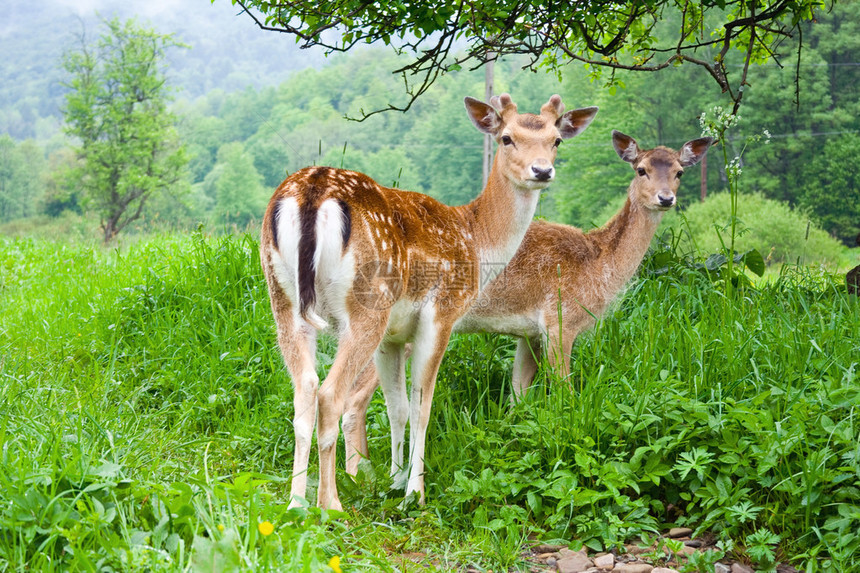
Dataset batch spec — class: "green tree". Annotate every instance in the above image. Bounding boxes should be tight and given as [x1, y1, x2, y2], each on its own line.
[62, 17, 188, 243]
[729, 2, 860, 244]
[796, 134, 860, 245]
[41, 147, 81, 217]
[246, 134, 290, 189]
[213, 142, 267, 228]
[0, 135, 46, 222]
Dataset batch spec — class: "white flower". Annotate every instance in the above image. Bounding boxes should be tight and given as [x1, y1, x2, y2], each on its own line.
[699, 105, 741, 139]
[728, 157, 742, 179]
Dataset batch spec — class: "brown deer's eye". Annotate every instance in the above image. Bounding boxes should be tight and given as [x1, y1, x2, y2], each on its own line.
[501, 135, 513, 146]
[676, 170, 684, 179]
[637, 167, 647, 176]
[554, 138, 563, 148]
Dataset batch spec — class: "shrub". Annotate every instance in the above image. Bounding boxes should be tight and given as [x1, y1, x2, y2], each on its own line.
[668, 192, 849, 268]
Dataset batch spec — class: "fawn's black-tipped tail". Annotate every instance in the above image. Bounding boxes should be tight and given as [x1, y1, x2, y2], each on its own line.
[297, 198, 319, 322]
[296, 170, 352, 326]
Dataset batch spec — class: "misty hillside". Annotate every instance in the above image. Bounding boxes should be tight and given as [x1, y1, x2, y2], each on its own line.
[0, 0, 330, 139]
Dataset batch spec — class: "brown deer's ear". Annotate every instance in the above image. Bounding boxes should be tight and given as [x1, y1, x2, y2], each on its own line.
[557, 106, 598, 139]
[464, 96, 503, 136]
[679, 137, 715, 167]
[612, 130, 639, 163]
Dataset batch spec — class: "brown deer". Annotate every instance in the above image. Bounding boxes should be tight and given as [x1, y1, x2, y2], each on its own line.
[342, 130, 713, 477]
[260, 94, 598, 509]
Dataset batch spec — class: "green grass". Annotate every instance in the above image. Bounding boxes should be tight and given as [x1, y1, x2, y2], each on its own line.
[0, 231, 858, 571]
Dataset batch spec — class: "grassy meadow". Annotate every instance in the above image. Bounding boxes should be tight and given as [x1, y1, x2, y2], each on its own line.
[0, 230, 858, 572]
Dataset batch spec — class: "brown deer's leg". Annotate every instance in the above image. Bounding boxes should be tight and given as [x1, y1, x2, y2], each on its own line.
[404, 317, 455, 504]
[271, 306, 320, 509]
[375, 341, 409, 476]
[342, 340, 409, 478]
[316, 314, 388, 510]
[511, 337, 541, 399]
[342, 362, 377, 476]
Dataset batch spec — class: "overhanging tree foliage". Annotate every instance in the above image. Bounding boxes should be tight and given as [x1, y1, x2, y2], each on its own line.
[224, 0, 828, 118]
[63, 17, 188, 243]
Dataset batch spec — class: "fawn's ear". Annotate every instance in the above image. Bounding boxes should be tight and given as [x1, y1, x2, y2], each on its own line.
[558, 106, 599, 140]
[679, 137, 715, 167]
[612, 130, 639, 163]
[464, 95, 506, 136]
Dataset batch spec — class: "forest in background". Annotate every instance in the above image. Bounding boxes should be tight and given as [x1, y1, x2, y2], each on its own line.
[0, 1, 858, 264]
[0, 0, 327, 141]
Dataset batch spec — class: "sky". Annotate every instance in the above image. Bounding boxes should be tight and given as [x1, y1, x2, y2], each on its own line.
[54, 0, 200, 17]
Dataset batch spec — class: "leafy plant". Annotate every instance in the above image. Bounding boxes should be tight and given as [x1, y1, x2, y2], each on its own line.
[673, 447, 716, 482]
[682, 547, 726, 573]
[725, 502, 763, 526]
[745, 528, 782, 572]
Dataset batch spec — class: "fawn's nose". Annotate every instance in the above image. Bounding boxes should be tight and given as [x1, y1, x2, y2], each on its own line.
[531, 164, 554, 181]
[658, 193, 675, 208]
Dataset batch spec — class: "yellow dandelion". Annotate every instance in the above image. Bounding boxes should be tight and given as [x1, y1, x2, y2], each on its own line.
[328, 556, 342, 573]
[257, 520, 274, 536]
[217, 524, 225, 532]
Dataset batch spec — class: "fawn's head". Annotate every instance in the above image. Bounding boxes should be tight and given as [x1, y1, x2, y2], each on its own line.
[613, 130, 714, 211]
[465, 94, 598, 191]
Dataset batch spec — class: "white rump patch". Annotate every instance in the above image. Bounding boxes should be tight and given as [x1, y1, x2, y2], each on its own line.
[312, 199, 355, 328]
[270, 197, 300, 304]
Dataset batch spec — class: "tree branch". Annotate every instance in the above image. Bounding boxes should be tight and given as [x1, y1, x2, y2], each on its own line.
[227, 0, 822, 117]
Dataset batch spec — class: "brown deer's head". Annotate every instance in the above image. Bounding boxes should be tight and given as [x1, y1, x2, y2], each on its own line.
[613, 130, 714, 211]
[465, 94, 598, 192]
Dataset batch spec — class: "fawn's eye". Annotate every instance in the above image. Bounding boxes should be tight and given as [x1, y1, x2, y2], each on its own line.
[676, 170, 684, 179]
[637, 167, 647, 176]
[501, 135, 513, 146]
[554, 138, 563, 148]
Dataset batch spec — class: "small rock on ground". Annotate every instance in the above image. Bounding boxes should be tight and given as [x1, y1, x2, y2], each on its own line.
[625, 544, 654, 556]
[652, 568, 680, 573]
[593, 553, 615, 570]
[533, 544, 567, 554]
[731, 564, 755, 573]
[714, 564, 731, 573]
[612, 564, 653, 573]
[667, 527, 693, 538]
[557, 550, 593, 573]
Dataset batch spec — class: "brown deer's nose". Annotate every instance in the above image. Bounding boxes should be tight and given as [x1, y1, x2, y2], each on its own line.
[658, 194, 675, 207]
[531, 165, 554, 181]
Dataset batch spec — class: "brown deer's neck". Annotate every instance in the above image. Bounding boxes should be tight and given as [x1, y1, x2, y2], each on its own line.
[589, 192, 663, 286]
[461, 155, 542, 268]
